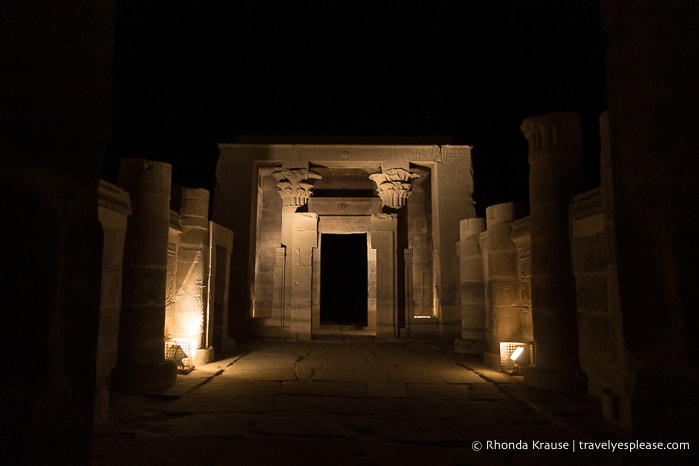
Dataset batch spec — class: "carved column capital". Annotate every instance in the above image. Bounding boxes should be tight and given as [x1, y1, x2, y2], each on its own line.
[272, 167, 322, 207]
[369, 166, 420, 209]
[520, 112, 582, 157]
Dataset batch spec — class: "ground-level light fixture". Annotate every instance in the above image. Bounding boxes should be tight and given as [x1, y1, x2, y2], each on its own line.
[499, 341, 533, 375]
[165, 337, 197, 374]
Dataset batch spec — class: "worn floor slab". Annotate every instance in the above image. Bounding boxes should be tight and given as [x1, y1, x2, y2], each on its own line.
[93, 341, 691, 466]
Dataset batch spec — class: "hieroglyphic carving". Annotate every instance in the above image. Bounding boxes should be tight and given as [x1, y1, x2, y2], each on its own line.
[369, 167, 420, 209]
[271, 167, 322, 207]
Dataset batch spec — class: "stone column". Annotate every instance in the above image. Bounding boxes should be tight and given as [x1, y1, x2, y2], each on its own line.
[601, 1, 699, 438]
[113, 158, 177, 393]
[95, 180, 131, 426]
[174, 187, 211, 366]
[597, 112, 626, 426]
[370, 163, 419, 338]
[371, 213, 398, 338]
[289, 213, 319, 341]
[521, 113, 584, 391]
[273, 164, 321, 331]
[455, 218, 487, 355]
[484, 203, 524, 368]
[3, 2, 114, 463]
[435, 147, 477, 339]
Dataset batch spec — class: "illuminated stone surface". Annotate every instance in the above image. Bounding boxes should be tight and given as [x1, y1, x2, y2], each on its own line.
[214, 144, 475, 341]
[272, 165, 322, 207]
[172, 187, 211, 364]
[113, 158, 177, 392]
[510, 216, 533, 343]
[369, 162, 420, 209]
[484, 203, 525, 368]
[455, 217, 487, 355]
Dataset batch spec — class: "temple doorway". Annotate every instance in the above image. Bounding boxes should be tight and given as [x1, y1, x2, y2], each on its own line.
[320, 233, 368, 327]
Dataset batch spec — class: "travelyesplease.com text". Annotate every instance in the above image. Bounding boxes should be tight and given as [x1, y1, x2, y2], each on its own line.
[470, 439, 690, 453]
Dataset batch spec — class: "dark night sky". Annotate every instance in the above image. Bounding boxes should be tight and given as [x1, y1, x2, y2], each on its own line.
[106, 1, 607, 215]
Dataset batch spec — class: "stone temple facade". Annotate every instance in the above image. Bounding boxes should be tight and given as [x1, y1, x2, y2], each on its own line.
[214, 144, 476, 342]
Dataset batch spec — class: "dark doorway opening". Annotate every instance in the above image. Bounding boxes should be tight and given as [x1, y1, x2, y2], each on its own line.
[320, 233, 368, 326]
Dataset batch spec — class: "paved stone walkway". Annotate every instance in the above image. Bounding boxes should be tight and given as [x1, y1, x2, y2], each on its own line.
[91, 341, 690, 465]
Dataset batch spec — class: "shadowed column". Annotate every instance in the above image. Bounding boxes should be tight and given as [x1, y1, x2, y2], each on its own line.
[521, 113, 584, 392]
[600, 0, 699, 438]
[113, 158, 177, 392]
[455, 217, 487, 355]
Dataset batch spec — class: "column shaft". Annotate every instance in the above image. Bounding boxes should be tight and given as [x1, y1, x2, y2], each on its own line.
[174, 187, 211, 365]
[521, 113, 584, 391]
[484, 203, 524, 368]
[455, 218, 487, 355]
[114, 158, 176, 392]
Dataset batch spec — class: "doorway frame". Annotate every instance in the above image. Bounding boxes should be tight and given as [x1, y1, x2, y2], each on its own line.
[312, 215, 377, 336]
[319, 232, 369, 327]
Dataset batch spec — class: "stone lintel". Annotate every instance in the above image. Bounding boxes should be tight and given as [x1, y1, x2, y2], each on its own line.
[218, 144, 471, 164]
[308, 197, 382, 216]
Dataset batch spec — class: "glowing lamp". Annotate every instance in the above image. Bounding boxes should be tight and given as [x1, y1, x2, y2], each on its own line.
[499, 342, 533, 375]
[165, 337, 198, 373]
[510, 346, 525, 361]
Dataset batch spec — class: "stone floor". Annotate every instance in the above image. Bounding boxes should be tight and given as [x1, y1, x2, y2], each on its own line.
[91, 341, 692, 466]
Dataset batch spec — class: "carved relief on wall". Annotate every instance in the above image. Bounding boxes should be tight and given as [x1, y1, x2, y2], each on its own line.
[271, 167, 322, 207]
[369, 167, 420, 209]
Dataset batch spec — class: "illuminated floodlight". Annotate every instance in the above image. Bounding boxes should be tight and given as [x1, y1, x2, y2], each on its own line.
[499, 342, 532, 375]
[165, 337, 197, 373]
[510, 346, 525, 361]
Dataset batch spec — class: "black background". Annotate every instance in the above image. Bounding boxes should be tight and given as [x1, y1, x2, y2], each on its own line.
[106, 1, 607, 215]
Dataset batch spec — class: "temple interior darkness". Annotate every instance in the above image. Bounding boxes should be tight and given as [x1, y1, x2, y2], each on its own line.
[2, 1, 698, 464]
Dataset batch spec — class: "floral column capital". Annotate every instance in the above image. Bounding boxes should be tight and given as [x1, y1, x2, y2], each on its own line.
[272, 167, 322, 207]
[369, 166, 420, 209]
